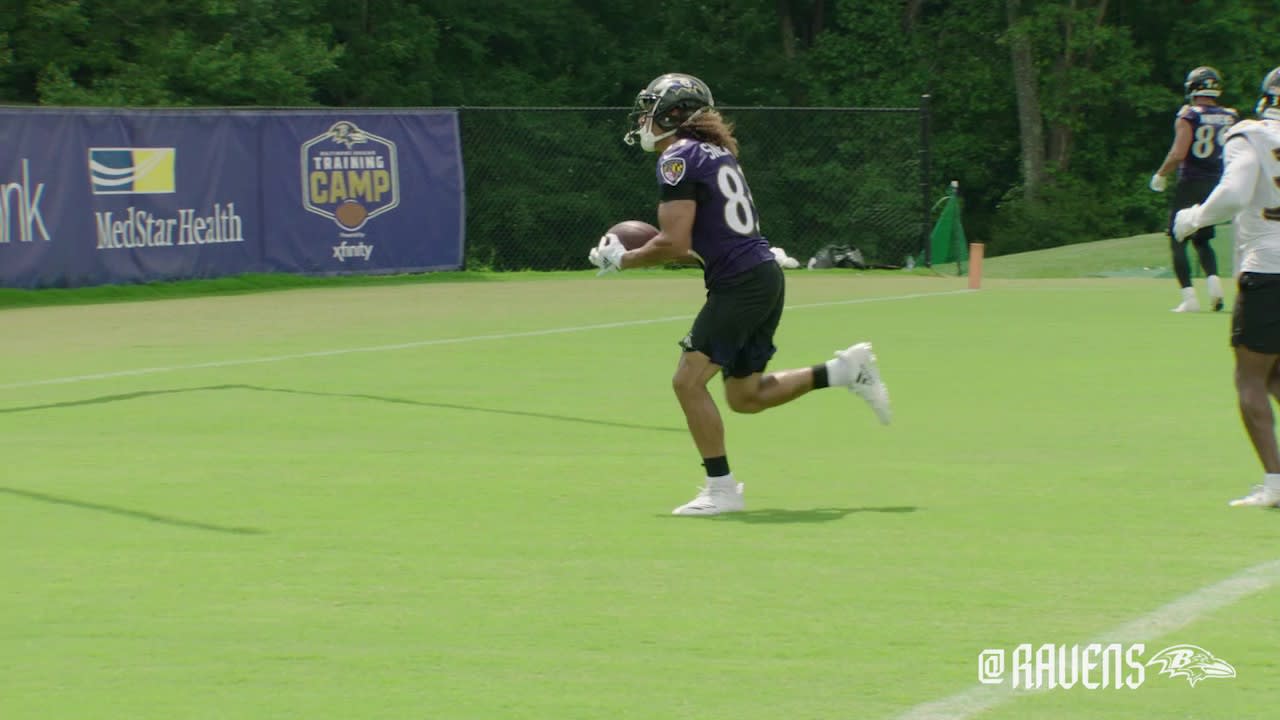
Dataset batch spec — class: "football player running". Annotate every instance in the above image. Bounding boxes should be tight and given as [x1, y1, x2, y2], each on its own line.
[1174, 66, 1280, 507]
[587, 73, 891, 516]
[1151, 66, 1239, 313]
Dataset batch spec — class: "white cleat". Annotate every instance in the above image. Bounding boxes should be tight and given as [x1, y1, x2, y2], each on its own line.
[1172, 288, 1200, 313]
[671, 480, 745, 516]
[1227, 485, 1280, 508]
[1207, 276, 1224, 311]
[835, 342, 892, 425]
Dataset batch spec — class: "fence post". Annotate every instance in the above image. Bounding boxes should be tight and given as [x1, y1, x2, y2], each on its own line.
[919, 93, 933, 267]
[968, 243, 985, 289]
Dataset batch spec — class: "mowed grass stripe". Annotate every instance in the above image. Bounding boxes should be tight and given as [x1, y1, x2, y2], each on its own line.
[0, 287, 973, 391]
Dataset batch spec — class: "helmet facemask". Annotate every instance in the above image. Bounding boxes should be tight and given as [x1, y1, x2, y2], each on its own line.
[623, 92, 679, 152]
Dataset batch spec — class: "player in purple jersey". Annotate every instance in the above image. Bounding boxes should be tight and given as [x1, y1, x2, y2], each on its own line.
[587, 73, 891, 516]
[1150, 66, 1239, 312]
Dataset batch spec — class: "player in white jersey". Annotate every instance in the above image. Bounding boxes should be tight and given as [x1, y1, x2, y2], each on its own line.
[1174, 66, 1280, 507]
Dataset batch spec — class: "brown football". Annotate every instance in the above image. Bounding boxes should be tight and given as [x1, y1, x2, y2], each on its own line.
[335, 200, 368, 229]
[606, 220, 659, 250]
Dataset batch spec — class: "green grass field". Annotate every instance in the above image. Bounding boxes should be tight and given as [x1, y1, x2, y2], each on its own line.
[956, 229, 1234, 280]
[2, 256, 1277, 718]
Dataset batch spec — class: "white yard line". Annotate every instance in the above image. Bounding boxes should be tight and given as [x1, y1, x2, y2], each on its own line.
[0, 288, 973, 391]
[895, 557, 1280, 720]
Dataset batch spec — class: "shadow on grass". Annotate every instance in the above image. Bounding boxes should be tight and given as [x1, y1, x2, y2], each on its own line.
[0, 486, 266, 535]
[0, 384, 685, 433]
[660, 506, 921, 524]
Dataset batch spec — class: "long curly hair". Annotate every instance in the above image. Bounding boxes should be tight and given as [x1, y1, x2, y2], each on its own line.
[679, 109, 740, 157]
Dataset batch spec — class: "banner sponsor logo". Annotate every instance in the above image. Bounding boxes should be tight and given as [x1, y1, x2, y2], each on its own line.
[86, 147, 244, 251]
[89, 148, 176, 195]
[0, 159, 51, 243]
[301, 121, 399, 263]
[332, 240, 374, 262]
[93, 203, 245, 250]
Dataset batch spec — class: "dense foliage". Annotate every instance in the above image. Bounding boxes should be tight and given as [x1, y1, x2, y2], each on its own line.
[3, 0, 1278, 254]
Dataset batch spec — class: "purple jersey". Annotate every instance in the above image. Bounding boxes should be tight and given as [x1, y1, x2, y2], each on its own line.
[1176, 103, 1239, 181]
[656, 138, 774, 288]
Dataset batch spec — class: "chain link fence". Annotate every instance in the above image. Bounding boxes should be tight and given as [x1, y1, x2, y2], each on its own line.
[459, 102, 931, 271]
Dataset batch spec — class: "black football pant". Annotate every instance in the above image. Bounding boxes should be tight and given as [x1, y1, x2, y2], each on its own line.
[1168, 176, 1220, 289]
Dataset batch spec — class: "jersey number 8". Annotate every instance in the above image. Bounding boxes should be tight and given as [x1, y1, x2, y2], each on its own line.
[1191, 125, 1224, 159]
[716, 165, 761, 236]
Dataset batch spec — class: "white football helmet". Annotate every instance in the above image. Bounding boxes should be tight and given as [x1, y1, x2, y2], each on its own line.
[1257, 66, 1280, 120]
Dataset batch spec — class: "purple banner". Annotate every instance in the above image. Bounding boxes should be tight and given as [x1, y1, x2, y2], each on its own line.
[261, 112, 465, 275]
[0, 108, 464, 289]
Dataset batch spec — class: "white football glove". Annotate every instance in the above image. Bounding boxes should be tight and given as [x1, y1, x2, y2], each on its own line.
[588, 233, 626, 275]
[1173, 205, 1200, 242]
[1149, 173, 1168, 192]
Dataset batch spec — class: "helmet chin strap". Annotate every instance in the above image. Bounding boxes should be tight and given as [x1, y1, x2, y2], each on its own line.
[639, 125, 677, 152]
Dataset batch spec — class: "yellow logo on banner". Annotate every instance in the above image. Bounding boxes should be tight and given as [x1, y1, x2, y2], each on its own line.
[88, 148, 176, 195]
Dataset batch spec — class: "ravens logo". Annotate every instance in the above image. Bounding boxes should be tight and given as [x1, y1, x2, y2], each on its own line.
[1146, 644, 1235, 686]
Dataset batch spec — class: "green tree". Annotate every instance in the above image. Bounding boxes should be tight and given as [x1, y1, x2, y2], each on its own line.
[3, 0, 1277, 259]
[1, 0, 340, 106]
[315, 0, 440, 106]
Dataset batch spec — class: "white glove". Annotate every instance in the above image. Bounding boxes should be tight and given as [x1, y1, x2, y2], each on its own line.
[588, 233, 626, 275]
[1173, 205, 1200, 242]
[1149, 173, 1168, 192]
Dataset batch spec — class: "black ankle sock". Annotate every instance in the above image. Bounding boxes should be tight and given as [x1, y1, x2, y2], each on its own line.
[703, 456, 730, 477]
[812, 364, 830, 389]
